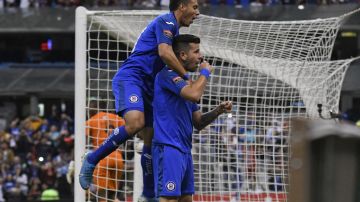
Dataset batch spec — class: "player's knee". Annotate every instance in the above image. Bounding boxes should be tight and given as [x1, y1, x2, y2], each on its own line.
[126, 118, 145, 134]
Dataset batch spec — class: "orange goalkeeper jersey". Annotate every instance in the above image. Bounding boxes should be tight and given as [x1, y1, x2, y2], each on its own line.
[86, 112, 125, 147]
[86, 112, 125, 190]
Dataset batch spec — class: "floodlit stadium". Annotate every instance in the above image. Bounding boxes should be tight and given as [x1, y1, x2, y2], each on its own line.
[0, 3, 359, 202]
[75, 6, 360, 202]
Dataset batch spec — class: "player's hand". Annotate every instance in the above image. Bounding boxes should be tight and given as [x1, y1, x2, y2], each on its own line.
[199, 61, 213, 73]
[218, 101, 233, 114]
[186, 79, 193, 85]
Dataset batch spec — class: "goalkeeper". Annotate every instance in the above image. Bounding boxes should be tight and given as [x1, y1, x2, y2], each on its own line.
[79, 0, 200, 201]
[152, 34, 232, 202]
[85, 101, 125, 202]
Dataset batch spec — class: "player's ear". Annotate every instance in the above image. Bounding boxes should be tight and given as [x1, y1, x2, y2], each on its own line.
[179, 2, 186, 11]
[179, 51, 187, 61]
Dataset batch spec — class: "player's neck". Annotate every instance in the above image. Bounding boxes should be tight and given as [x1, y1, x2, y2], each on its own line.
[173, 11, 183, 27]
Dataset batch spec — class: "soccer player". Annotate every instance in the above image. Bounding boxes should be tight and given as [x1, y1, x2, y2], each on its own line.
[79, 0, 200, 201]
[152, 34, 233, 202]
[85, 101, 125, 201]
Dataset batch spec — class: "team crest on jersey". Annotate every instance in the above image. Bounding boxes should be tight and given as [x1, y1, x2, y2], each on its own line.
[172, 76, 183, 83]
[163, 30, 173, 39]
[129, 94, 139, 103]
[166, 181, 175, 191]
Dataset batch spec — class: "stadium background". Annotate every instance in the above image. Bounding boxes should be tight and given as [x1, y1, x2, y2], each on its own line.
[0, 2, 359, 202]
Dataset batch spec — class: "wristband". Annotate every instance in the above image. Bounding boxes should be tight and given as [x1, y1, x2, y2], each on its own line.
[200, 69, 211, 79]
[182, 74, 189, 81]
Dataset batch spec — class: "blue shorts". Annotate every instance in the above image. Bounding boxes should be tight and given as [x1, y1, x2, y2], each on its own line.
[112, 80, 153, 127]
[152, 144, 194, 197]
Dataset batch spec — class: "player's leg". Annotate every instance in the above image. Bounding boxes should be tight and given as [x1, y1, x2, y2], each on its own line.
[159, 196, 179, 202]
[139, 93, 157, 201]
[178, 195, 192, 202]
[138, 127, 156, 201]
[88, 110, 144, 159]
[80, 80, 146, 190]
[179, 153, 195, 202]
[153, 145, 184, 202]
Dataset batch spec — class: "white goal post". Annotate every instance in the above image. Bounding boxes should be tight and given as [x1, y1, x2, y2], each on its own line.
[75, 7, 359, 202]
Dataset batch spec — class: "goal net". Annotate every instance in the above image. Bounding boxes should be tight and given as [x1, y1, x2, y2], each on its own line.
[75, 7, 359, 202]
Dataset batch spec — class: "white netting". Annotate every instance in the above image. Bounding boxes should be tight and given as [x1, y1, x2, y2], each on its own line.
[81, 9, 359, 202]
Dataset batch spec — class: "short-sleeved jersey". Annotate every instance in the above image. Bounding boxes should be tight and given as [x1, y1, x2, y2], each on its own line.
[85, 112, 125, 148]
[113, 12, 180, 96]
[152, 67, 200, 153]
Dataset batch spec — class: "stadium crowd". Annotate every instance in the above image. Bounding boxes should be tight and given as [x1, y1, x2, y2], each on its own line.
[0, 0, 358, 10]
[0, 111, 74, 201]
[193, 114, 289, 194]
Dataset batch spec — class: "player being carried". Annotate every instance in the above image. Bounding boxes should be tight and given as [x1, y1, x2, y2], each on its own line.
[152, 34, 233, 202]
[79, 0, 200, 201]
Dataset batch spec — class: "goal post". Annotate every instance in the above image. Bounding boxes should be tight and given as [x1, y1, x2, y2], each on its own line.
[75, 7, 360, 202]
[75, 6, 87, 202]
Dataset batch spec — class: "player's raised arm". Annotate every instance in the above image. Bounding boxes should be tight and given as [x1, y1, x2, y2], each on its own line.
[180, 61, 212, 102]
[159, 44, 187, 78]
[193, 101, 233, 131]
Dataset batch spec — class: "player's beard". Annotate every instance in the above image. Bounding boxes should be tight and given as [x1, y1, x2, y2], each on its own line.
[183, 60, 196, 72]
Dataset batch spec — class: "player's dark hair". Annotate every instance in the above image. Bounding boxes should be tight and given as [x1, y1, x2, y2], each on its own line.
[169, 0, 190, 11]
[173, 34, 200, 56]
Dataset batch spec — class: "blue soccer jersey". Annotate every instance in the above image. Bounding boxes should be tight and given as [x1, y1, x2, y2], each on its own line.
[153, 67, 200, 153]
[113, 12, 180, 96]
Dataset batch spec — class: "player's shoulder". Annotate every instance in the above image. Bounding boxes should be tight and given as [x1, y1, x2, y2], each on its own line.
[156, 12, 176, 24]
[158, 67, 176, 78]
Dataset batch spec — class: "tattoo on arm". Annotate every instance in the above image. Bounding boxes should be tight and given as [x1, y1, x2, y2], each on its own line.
[197, 107, 222, 130]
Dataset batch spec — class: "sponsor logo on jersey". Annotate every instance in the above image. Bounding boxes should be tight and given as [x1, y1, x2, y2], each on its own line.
[172, 76, 183, 83]
[129, 94, 139, 103]
[163, 30, 173, 39]
[166, 21, 175, 26]
[166, 181, 175, 191]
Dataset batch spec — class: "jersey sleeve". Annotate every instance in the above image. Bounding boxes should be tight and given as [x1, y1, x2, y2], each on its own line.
[158, 70, 187, 95]
[155, 17, 177, 45]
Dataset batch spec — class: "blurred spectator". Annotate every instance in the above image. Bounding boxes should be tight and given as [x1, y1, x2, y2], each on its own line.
[39, 162, 56, 187]
[0, 111, 74, 201]
[14, 166, 28, 200]
[8, 118, 20, 139]
[59, 113, 73, 134]
[53, 149, 72, 199]
[1, 142, 15, 165]
[15, 130, 32, 160]
[35, 137, 53, 160]
[27, 177, 42, 201]
[0, 177, 5, 202]
[48, 125, 60, 144]
[39, 119, 49, 134]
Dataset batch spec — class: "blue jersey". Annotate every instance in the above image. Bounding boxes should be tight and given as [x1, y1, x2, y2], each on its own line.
[113, 12, 180, 96]
[153, 67, 200, 153]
